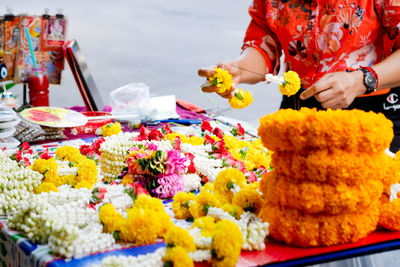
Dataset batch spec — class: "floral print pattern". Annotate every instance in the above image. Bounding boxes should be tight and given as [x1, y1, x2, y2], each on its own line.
[243, 0, 400, 88]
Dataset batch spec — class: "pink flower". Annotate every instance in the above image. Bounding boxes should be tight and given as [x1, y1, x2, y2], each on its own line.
[245, 171, 257, 183]
[153, 173, 183, 198]
[21, 142, 33, 154]
[39, 148, 51, 160]
[204, 135, 215, 145]
[165, 149, 187, 175]
[146, 142, 158, 151]
[172, 136, 182, 151]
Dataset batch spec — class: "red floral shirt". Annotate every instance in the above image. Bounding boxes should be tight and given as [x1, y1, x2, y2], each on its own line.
[243, 0, 400, 94]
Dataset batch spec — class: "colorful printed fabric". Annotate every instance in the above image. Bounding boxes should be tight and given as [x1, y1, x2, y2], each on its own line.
[243, 0, 400, 92]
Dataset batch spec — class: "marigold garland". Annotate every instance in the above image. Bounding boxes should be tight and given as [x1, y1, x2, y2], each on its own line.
[258, 108, 393, 153]
[101, 122, 122, 137]
[208, 67, 233, 94]
[261, 201, 379, 247]
[232, 186, 264, 216]
[278, 70, 301, 96]
[379, 198, 400, 231]
[228, 89, 253, 109]
[213, 168, 247, 205]
[263, 170, 383, 214]
[189, 190, 220, 219]
[163, 246, 194, 267]
[271, 150, 393, 184]
[164, 226, 196, 252]
[211, 220, 243, 267]
[34, 182, 58, 194]
[172, 191, 196, 219]
[220, 204, 243, 220]
[55, 146, 81, 162]
[98, 203, 125, 233]
[192, 216, 216, 237]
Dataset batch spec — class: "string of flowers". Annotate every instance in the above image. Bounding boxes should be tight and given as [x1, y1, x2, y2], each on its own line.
[101, 122, 122, 137]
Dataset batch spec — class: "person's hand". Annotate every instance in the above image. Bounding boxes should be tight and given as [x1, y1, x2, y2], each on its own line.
[198, 61, 241, 99]
[300, 71, 366, 109]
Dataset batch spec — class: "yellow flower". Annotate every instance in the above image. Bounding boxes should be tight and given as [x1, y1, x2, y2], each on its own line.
[189, 190, 220, 218]
[172, 192, 195, 219]
[121, 206, 160, 245]
[208, 68, 233, 94]
[279, 70, 301, 96]
[214, 168, 247, 205]
[121, 174, 135, 185]
[229, 89, 253, 109]
[164, 226, 196, 252]
[101, 122, 122, 137]
[201, 182, 214, 193]
[220, 204, 244, 220]
[99, 203, 124, 233]
[232, 186, 264, 216]
[192, 216, 216, 237]
[34, 182, 58, 194]
[211, 220, 244, 267]
[163, 246, 194, 267]
[55, 146, 81, 161]
[75, 158, 98, 189]
[164, 132, 204, 146]
[31, 158, 61, 186]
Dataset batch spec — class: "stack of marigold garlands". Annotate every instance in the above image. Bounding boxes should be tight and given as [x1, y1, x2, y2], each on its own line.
[258, 107, 400, 247]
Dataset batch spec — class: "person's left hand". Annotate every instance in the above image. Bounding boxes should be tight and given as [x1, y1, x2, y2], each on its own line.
[300, 71, 366, 109]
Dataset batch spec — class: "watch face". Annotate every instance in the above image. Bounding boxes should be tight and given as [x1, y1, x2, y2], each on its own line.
[365, 72, 376, 89]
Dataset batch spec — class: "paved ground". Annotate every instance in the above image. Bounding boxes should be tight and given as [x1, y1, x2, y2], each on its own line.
[7, 0, 282, 124]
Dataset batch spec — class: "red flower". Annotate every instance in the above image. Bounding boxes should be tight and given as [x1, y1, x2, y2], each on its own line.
[92, 138, 105, 154]
[137, 126, 151, 141]
[20, 142, 33, 154]
[237, 123, 245, 136]
[39, 148, 51, 159]
[23, 158, 31, 166]
[89, 203, 96, 210]
[173, 136, 182, 151]
[79, 145, 91, 156]
[149, 129, 163, 141]
[14, 150, 23, 162]
[201, 120, 213, 133]
[98, 187, 107, 194]
[186, 153, 196, 173]
[162, 123, 173, 135]
[211, 139, 226, 154]
[212, 127, 224, 139]
[110, 180, 118, 185]
[134, 183, 149, 196]
[204, 135, 216, 145]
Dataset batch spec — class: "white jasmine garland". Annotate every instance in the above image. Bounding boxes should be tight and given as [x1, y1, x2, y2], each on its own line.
[265, 73, 285, 85]
[207, 207, 269, 251]
[93, 247, 166, 267]
[182, 173, 202, 192]
[189, 227, 213, 249]
[0, 151, 43, 215]
[189, 249, 212, 262]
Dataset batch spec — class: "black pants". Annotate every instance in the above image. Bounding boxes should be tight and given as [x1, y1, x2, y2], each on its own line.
[280, 87, 400, 153]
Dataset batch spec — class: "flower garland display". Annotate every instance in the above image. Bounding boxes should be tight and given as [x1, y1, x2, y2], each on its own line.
[213, 168, 247, 205]
[31, 145, 98, 190]
[94, 247, 165, 267]
[258, 108, 393, 153]
[8, 186, 115, 258]
[101, 122, 122, 136]
[0, 151, 42, 215]
[98, 194, 172, 245]
[258, 108, 399, 247]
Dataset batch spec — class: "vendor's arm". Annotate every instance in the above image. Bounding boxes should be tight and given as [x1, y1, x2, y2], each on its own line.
[198, 47, 267, 98]
[300, 49, 400, 109]
[198, 0, 281, 98]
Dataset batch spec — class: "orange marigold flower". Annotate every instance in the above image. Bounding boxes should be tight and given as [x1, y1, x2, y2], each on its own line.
[258, 108, 393, 153]
[261, 201, 379, 247]
[379, 198, 400, 231]
[263, 170, 383, 214]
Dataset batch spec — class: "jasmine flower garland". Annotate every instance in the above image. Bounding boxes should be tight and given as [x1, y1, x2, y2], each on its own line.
[0, 151, 42, 215]
[93, 247, 166, 267]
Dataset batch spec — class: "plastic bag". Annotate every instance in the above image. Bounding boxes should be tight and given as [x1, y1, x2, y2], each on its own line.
[110, 83, 152, 121]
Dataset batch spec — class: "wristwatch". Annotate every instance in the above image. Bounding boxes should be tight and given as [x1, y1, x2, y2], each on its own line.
[359, 67, 378, 94]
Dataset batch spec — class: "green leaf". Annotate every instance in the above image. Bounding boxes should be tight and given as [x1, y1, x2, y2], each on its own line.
[183, 201, 190, 209]
[202, 204, 211, 215]
[239, 147, 249, 160]
[234, 92, 244, 100]
[112, 231, 121, 241]
[226, 182, 235, 190]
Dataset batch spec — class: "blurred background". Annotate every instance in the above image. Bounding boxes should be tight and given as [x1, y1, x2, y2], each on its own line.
[5, 0, 282, 124]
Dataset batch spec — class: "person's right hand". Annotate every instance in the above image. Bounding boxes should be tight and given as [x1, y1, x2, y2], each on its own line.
[198, 61, 241, 99]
